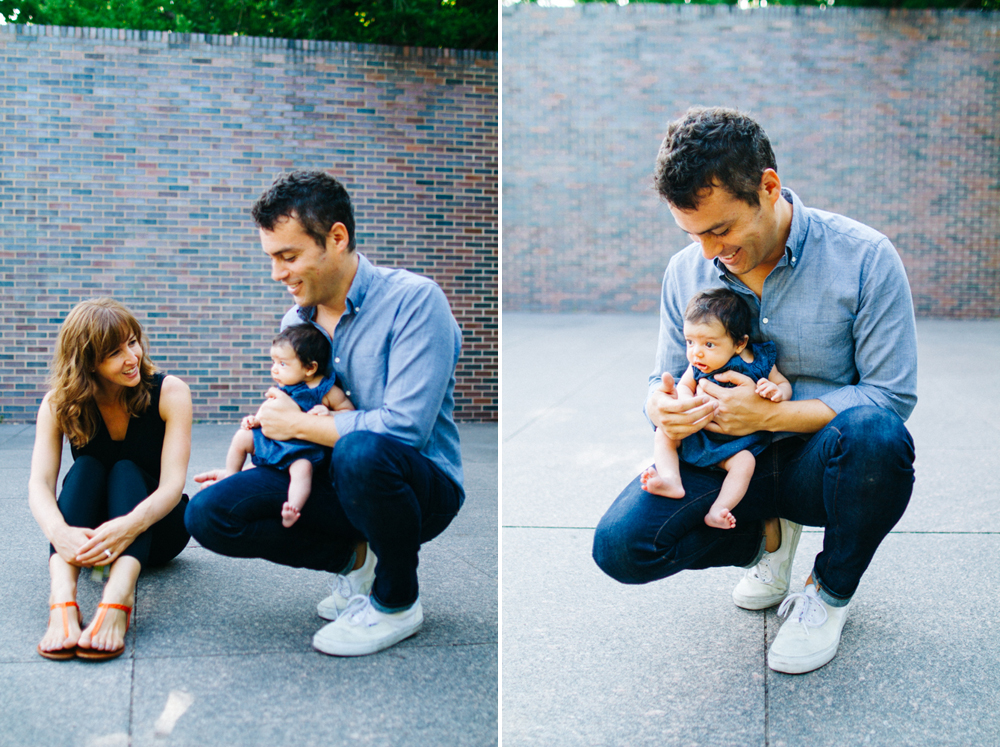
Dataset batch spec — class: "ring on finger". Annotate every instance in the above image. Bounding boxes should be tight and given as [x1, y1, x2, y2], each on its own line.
[104, 549, 112, 559]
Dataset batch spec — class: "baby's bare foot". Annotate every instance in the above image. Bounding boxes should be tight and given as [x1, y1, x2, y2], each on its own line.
[38, 601, 81, 654]
[641, 466, 685, 499]
[705, 507, 737, 530]
[281, 502, 301, 528]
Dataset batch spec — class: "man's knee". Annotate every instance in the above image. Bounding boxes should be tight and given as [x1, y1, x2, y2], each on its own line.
[833, 406, 914, 464]
[330, 431, 395, 484]
[592, 509, 644, 585]
[184, 487, 221, 542]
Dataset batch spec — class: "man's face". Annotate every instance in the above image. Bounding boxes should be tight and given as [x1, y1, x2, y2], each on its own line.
[260, 215, 347, 309]
[668, 183, 784, 279]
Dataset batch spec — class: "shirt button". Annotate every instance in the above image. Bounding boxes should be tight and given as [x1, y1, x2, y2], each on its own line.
[345, 391, 351, 397]
[762, 317, 769, 324]
[335, 357, 341, 363]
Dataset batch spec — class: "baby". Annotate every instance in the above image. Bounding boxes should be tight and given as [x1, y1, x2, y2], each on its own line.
[223, 325, 353, 527]
[642, 288, 792, 529]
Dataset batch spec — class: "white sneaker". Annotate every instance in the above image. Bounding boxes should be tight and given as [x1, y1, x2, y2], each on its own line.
[732, 518, 802, 610]
[768, 584, 851, 674]
[312, 595, 423, 657]
[317, 546, 377, 621]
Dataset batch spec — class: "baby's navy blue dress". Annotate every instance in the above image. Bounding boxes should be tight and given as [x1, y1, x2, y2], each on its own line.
[251, 376, 337, 471]
[678, 341, 777, 469]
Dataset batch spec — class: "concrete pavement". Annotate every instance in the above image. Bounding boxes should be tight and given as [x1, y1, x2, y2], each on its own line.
[0, 422, 497, 747]
[502, 314, 1000, 747]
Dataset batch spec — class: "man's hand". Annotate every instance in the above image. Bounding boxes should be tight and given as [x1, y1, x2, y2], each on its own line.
[698, 371, 774, 436]
[647, 372, 718, 441]
[256, 387, 304, 441]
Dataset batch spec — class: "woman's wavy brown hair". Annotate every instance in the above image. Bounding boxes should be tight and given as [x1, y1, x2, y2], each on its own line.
[48, 298, 158, 447]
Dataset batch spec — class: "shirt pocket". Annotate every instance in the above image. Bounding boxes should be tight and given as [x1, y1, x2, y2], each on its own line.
[795, 320, 856, 384]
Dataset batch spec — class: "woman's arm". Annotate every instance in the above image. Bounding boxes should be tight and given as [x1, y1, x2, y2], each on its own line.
[75, 376, 192, 566]
[28, 392, 95, 564]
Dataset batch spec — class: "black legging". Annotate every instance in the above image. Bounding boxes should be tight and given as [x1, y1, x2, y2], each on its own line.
[53, 455, 189, 567]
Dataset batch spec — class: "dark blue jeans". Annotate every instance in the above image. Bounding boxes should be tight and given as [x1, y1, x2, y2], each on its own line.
[55, 456, 190, 567]
[185, 431, 464, 612]
[593, 406, 915, 604]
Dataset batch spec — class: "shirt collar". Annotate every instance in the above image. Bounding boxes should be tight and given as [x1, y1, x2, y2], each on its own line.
[295, 252, 373, 324]
[781, 187, 807, 269]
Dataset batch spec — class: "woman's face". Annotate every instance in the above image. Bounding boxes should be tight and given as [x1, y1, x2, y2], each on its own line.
[94, 335, 143, 389]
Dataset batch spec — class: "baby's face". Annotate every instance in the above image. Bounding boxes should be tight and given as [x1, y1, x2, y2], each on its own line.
[270, 343, 311, 387]
[683, 318, 742, 375]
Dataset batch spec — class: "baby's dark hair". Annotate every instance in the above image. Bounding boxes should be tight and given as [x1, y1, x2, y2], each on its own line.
[684, 288, 752, 344]
[273, 324, 330, 373]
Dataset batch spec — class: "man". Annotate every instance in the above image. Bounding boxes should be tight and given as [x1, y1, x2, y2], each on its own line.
[592, 107, 917, 674]
[186, 170, 464, 656]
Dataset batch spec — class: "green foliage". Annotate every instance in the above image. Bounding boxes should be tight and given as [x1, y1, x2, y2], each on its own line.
[0, 0, 498, 50]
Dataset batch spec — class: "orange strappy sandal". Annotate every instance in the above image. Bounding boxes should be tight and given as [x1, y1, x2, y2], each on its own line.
[76, 603, 132, 661]
[37, 601, 82, 660]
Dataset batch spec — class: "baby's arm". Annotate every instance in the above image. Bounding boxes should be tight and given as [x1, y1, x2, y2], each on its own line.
[241, 401, 267, 430]
[755, 364, 793, 403]
[676, 366, 698, 400]
[323, 384, 355, 412]
[307, 384, 356, 416]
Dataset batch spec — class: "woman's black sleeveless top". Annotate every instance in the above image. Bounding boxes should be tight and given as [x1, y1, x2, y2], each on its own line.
[70, 373, 167, 482]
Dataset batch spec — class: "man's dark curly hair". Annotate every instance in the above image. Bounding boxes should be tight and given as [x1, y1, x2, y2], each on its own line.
[251, 170, 356, 251]
[273, 324, 331, 374]
[654, 107, 777, 211]
[684, 288, 752, 345]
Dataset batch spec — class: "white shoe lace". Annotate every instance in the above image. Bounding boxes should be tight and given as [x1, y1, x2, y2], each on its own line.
[749, 555, 775, 584]
[341, 594, 379, 627]
[331, 572, 355, 600]
[777, 587, 827, 633]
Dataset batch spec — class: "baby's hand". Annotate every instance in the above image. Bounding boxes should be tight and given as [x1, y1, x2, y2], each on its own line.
[755, 379, 785, 402]
[307, 404, 331, 416]
[241, 415, 261, 430]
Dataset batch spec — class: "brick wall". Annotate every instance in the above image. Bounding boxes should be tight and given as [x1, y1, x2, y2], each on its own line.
[0, 24, 497, 423]
[503, 4, 999, 318]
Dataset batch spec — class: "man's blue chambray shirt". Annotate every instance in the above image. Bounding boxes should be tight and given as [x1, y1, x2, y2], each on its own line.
[281, 253, 464, 492]
[648, 188, 918, 435]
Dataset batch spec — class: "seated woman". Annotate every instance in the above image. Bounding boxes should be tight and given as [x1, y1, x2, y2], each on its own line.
[29, 298, 192, 660]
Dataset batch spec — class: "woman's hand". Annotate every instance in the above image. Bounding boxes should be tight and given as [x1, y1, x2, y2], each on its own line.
[50, 525, 96, 566]
[74, 515, 140, 567]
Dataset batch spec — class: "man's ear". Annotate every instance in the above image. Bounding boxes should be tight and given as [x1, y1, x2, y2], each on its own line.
[326, 222, 351, 253]
[759, 168, 782, 207]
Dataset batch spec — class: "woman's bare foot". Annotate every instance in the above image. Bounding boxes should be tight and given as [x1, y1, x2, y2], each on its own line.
[641, 465, 685, 498]
[38, 599, 82, 655]
[705, 506, 736, 529]
[78, 595, 133, 654]
[281, 501, 302, 528]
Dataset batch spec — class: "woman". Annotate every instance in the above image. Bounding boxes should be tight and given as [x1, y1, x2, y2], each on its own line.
[29, 298, 192, 660]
